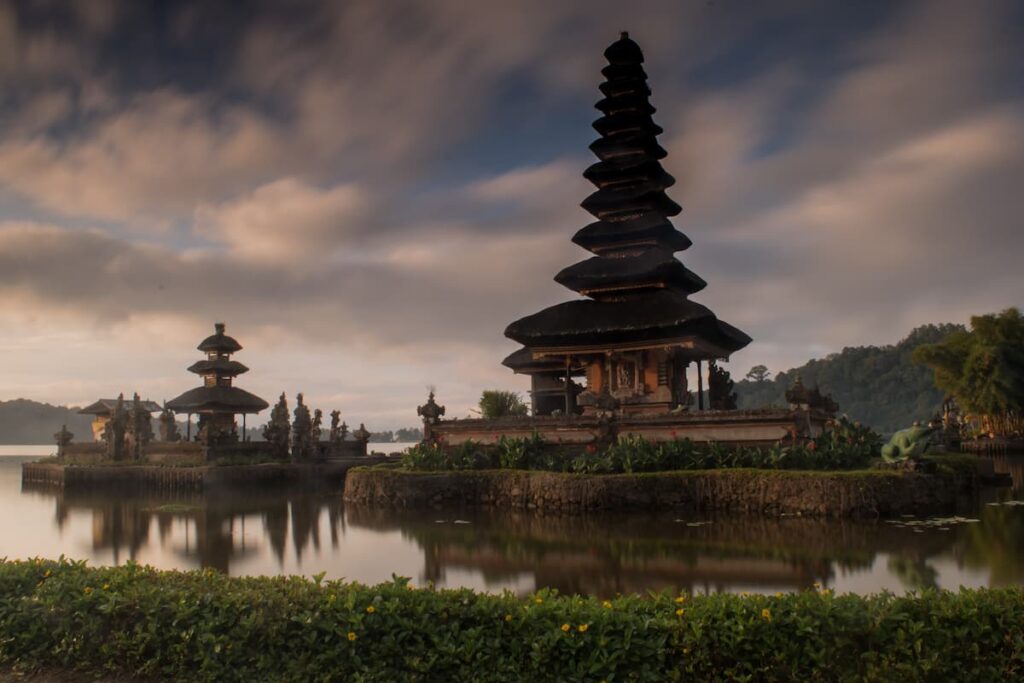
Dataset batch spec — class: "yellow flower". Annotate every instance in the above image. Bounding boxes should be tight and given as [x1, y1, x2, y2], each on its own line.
[676, 608, 685, 617]
[761, 608, 772, 621]
[578, 624, 589, 633]
[44, 570, 52, 578]
[560, 623, 570, 632]
[674, 595, 686, 604]
[534, 597, 543, 604]
[102, 584, 110, 590]
[821, 588, 833, 597]
[774, 592, 782, 598]
[328, 594, 337, 603]
[83, 587, 93, 595]
[741, 591, 750, 598]
[504, 614, 512, 622]
[682, 647, 691, 655]
[365, 606, 375, 614]
[347, 631, 357, 642]
[602, 600, 613, 609]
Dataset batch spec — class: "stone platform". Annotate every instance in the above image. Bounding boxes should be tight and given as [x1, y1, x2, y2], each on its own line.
[22, 455, 392, 494]
[344, 461, 980, 518]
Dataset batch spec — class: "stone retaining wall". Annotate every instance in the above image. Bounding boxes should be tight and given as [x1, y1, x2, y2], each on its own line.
[429, 409, 831, 449]
[22, 456, 392, 494]
[344, 467, 978, 518]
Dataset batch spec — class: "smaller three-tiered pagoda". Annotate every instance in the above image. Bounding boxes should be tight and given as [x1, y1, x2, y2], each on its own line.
[167, 323, 269, 442]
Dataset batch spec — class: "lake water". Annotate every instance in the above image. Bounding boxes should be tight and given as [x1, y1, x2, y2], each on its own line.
[3, 451, 1024, 597]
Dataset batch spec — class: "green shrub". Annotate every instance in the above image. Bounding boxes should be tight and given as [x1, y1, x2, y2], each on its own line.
[478, 390, 529, 418]
[409, 421, 881, 474]
[1, 558, 1022, 682]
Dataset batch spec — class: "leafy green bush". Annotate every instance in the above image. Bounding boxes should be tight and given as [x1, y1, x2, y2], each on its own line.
[478, 390, 529, 418]
[407, 420, 881, 474]
[1, 558, 1022, 682]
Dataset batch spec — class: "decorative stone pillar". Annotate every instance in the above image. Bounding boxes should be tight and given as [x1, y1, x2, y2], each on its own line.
[416, 391, 446, 445]
[53, 424, 73, 459]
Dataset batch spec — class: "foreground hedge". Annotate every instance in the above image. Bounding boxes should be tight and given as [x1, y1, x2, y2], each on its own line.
[1, 559, 1022, 682]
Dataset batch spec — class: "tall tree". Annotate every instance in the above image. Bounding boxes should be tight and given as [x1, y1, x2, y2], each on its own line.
[734, 323, 963, 433]
[745, 365, 770, 383]
[479, 390, 529, 419]
[913, 308, 1024, 421]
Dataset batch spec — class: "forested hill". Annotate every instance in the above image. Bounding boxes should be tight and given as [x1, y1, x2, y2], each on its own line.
[0, 399, 94, 445]
[734, 323, 963, 434]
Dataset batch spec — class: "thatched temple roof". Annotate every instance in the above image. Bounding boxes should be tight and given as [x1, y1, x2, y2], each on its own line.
[78, 398, 162, 416]
[166, 385, 269, 414]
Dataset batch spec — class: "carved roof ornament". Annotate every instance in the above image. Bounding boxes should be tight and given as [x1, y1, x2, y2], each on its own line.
[417, 391, 446, 424]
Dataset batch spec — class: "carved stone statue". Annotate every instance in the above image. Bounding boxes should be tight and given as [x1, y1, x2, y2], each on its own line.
[707, 360, 738, 411]
[311, 408, 323, 461]
[104, 393, 128, 461]
[312, 408, 323, 444]
[329, 410, 342, 444]
[291, 393, 313, 462]
[125, 392, 154, 460]
[158, 403, 181, 442]
[881, 425, 938, 462]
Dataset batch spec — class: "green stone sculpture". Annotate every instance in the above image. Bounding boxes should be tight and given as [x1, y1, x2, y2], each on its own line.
[881, 425, 937, 462]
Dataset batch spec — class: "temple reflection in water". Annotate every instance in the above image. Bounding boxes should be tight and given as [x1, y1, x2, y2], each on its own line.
[22, 462, 1024, 596]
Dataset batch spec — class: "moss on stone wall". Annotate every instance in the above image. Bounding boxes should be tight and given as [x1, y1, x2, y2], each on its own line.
[344, 464, 978, 518]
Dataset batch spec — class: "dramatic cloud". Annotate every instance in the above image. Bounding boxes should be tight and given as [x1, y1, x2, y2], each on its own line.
[0, 0, 1020, 427]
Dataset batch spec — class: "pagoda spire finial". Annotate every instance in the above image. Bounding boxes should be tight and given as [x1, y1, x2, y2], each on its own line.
[215, 322, 225, 335]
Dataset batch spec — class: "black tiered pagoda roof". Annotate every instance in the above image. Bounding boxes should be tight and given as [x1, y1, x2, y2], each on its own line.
[505, 32, 750, 357]
[166, 323, 269, 415]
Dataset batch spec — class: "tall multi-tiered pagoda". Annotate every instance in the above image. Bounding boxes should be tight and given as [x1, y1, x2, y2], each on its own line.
[505, 33, 751, 416]
[167, 323, 269, 442]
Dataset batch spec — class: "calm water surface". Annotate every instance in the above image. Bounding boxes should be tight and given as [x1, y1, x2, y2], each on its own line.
[3, 452, 1024, 597]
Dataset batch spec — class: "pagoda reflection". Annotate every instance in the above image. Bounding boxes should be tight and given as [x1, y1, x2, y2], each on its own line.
[28, 484, 345, 574]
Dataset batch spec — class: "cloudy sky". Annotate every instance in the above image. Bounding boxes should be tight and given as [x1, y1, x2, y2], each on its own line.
[0, 0, 1021, 429]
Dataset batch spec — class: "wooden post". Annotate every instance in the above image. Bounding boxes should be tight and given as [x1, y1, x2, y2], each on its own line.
[242, 413, 247, 442]
[564, 355, 572, 415]
[697, 360, 704, 411]
[187, 413, 192, 440]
